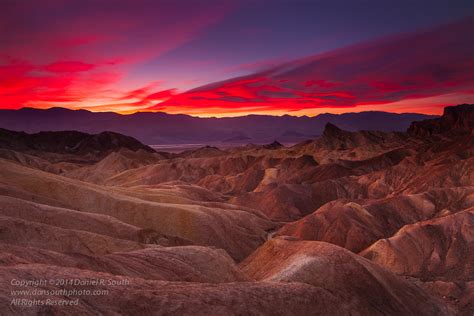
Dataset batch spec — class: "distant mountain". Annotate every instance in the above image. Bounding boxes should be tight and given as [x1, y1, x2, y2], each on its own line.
[0, 107, 436, 145]
[222, 133, 252, 143]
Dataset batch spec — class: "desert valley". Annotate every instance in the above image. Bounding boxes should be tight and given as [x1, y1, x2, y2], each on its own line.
[0, 103, 472, 315]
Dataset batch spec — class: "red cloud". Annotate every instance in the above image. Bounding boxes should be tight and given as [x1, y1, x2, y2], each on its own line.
[45, 61, 96, 73]
[118, 82, 160, 100]
[154, 18, 474, 114]
[0, 56, 120, 109]
[0, 1, 233, 111]
[85, 87, 176, 113]
[144, 89, 176, 101]
[55, 35, 105, 48]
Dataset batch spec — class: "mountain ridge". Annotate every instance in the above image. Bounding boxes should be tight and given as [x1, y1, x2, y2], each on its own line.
[0, 107, 436, 145]
[408, 103, 474, 136]
[0, 128, 154, 156]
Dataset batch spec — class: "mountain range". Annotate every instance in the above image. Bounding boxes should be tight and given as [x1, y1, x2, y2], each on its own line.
[0, 107, 435, 145]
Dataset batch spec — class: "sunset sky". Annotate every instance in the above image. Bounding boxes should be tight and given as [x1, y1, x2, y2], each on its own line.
[1, 0, 473, 117]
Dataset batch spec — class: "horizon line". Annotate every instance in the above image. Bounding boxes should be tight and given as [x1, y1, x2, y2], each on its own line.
[3, 105, 443, 120]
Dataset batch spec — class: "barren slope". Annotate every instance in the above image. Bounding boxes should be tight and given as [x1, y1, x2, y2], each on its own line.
[0, 104, 472, 314]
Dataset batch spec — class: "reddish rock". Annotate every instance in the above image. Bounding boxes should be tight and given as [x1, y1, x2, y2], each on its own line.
[240, 238, 449, 315]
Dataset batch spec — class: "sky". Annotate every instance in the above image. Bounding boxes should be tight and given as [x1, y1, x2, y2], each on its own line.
[1, 0, 473, 117]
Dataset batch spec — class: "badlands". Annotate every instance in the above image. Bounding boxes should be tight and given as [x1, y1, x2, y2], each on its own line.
[0, 104, 472, 315]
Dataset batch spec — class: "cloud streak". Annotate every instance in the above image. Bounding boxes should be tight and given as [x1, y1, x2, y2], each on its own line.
[154, 18, 474, 116]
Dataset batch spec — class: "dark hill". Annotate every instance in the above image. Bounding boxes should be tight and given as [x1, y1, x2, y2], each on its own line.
[0, 128, 154, 157]
[408, 104, 474, 136]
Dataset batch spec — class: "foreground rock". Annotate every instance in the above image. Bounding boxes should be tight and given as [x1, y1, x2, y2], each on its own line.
[0, 159, 275, 261]
[277, 187, 474, 252]
[0, 244, 248, 283]
[240, 238, 449, 315]
[0, 264, 343, 315]
[361, 209, 474, 314]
